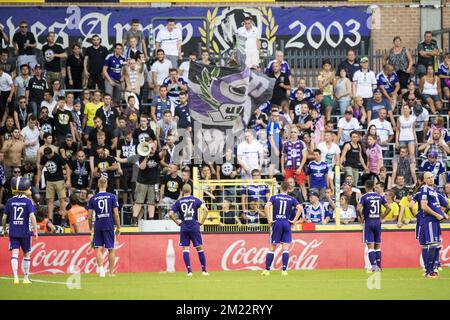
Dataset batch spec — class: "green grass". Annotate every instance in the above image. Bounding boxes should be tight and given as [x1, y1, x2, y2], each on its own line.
[0, 269, 449, 300]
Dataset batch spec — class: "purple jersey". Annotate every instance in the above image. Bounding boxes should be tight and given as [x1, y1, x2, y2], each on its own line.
[358, 192, 387, 221]
[307, 161, 328, 189]
[243, 185, 270, 203]
[4, 195, 36, 238]
[377, 71, 399, 95]
[171, 196, 204, 232]
[283, 140, 305, 170]
[88, 192, 118, 231]
[420, 185, 444, 222]
[269, 194, 299, 221]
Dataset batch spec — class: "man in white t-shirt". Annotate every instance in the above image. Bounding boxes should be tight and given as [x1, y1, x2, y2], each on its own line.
[179, 52, 196, 84]
[21, 115, 40, 161]
[317, 131, 341, 185]
[151, 49, 173, 95]
[156, 19, 182, 68]
[337, 110, 361, 146]
[41, 89, 57, 117]
[237, 130, 264, 179]
[352, 56, 377, 100]
[0, 66, 14, 125]
[236, 17, 261, 69]
[368, 108, 394, 150]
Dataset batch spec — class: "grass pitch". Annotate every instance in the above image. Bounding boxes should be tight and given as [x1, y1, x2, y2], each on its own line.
[1, 269, 449, 300]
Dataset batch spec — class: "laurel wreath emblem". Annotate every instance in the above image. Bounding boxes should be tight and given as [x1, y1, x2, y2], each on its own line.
[198, 8, 220, 54]
[198, 67, 221, 109]
[258, 7, 278, 47]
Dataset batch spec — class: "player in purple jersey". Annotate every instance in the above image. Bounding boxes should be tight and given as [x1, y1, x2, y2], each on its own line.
[420, 172, 449, 278]
[2, 177, 37, 284]
[409, 173, 426, 269]
[262, 181, 303, 276]
[88, 176, 121, 278]
[357, 180, 391, 272]
[169, 184, 209, 276]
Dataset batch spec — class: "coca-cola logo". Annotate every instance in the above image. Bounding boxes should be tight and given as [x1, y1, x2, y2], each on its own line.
[440, 244, 450, 267]
[221, 239, 323, 271]
[30, 241, 124, 274]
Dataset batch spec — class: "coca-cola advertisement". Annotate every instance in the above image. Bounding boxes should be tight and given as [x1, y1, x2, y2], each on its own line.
[0, 231, 448, 275]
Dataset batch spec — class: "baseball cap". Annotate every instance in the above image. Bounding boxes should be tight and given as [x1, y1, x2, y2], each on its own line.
[34, 64, 42, 69]
[74, 98, 81, 105]
[308, 191, 319, 198]
[413, 104, 423, 116]
[66, 133, 73, 139]
[428, 151, 438, 158]
[360, 56, 369, 63]
[373, 88, 381, 94]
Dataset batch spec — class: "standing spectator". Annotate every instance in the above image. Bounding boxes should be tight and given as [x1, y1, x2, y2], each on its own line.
[67, 194, 90, 233]
[151, 49, 172, 94]
[1, 128, 25, 180]
[156, 109, 177, 148]
[0, 49, 14, 77]
[0, 116, 15, 144]
[338, 49, 360, 80]
[293, 103, 311, 132]
[269, 61, 290, 106]
[365, 134, 383, 182]
[133, 115, 155, 144]
[132, 139, 161, 224]
[124, 36, 142, 61]
[53, 96, 77, 146]
[317, 59, 335, 121]
[377, 64, 400, 112]
[416, 31, 440, 78]
[93, 145, 118, 194]
[289, 89, 309, 124]
[12, 21, 37, 69]
[237, 130, 263, 180]
[437, 53, 450, 101]
[38, 106, 54, 141]
[123, 18, 148, 58]
[88, 116, 116, 151]
[395, 103, 417, 157]
[26, 64, 48, 118]
[103, 43, 125, 106]
[247, 107, 268, 133]
[265, 51, 292, 81]
[368, 108, 394, 150]
[13, 96, 32, 130]
[317, 131, 341, 193]
[366, 88, 395, 127]
[409, 96, 429, 144]
[82, 90, 103, 139]
[160, 163, 183, 207]
[66, 43, 83, 97]
[51, 80, 65, 102]
[59, 133, 78, 162]
[124, 95, 139, 132]
[20, 115, 39, 162]
[267, 108, 284, 177]
[174, 91, 192, 158]
[0, 66, 15, 126]
[391, 146, 417, 187]
[84, 34, 109, 91]
[36, 133, 59, 166]
[341, 181, 360, 208]
[67, 150, 91, 192]
[42, 31, 67, 84]
[123, 57, 145, 105]
[241, 169, 269, 211]
[384, 36, 413, 93]
[335, 68, 352, 115]
[95, 93, 119, 134]
[304, 191, 329, 224]
[36, 147, 70, 223]
[151, 85, 172, 123]
[14, 64, 31, 99]
[163, 68, 188, 105]
[160, 135, 182, 168]
[40, 90, 56, 116]
[419, 65, 443, 115]
[236, 17, 261, 68]
[179, 52, 196, 82]
[351, 96, 367, 126]
[306, 149, 329, 200]
[352, 56, 377, 103]
[116, 128, 136, 204]
[156, 19, 182, 68]
[340, 131, 368, 185]
[281, 126, 308, 200]
[199, 49, 213, 66]
[0, 26, 9, 50]
[337, 110, 361, 146]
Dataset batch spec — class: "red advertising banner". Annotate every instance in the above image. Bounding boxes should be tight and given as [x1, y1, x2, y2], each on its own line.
[0, 231, 449, 275]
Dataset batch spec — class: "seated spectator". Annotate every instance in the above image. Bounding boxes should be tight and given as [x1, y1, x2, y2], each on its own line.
[67, 193, 90, 233]
[304, 191, 329, 224]
[419, 65, 443, 114]
[409, 95, 429, 144]
[36, 206, 56, 234]
[366, 88, 394, 127]
[377, 64, 400, 112]
[351, 96, 367, 126]
[241, 200, 265, 227]
[160, 163, 183, 207]
[241, 169, 269, 211]
[163, 68, 188, 105]
[391, 147, 417, 188]
[381, 190, 399, 223]
[337, 195, 357, 224]
[402, 80, 422, 103]
[324, 120, 338, 144]
[337, 110, 361, 146]
[51, 79, 65, 102]
[322, 188, 336, 220]
[343, 174, 362, 195]
[419, 151, 445, 188]
[376, 168, 391, 190]
[306, 149, 328, 200]
[340, 181, 360, 207]
[437, 53, 450, 101]
[248, 107, 268, 133]
[220, 199, 240, 226]
[397, 190, 416, 228]
[391, 175, 410, 201]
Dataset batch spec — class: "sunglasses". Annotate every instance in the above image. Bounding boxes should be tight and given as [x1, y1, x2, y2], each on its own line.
[408, 99, 415, 102]
[13, 171, 21, 174]
[20, 25, 28, 28]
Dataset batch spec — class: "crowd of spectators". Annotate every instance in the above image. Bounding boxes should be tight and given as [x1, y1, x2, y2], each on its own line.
[0, 16, 450, 231]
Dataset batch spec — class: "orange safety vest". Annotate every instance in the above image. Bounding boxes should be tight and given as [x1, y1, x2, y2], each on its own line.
[36, 218, 49, 233]
[68, 205, 90, 233]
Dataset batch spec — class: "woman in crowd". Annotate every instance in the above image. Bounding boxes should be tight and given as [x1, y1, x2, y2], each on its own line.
[384, 36, 413, 94]
[66, 43, 84, 98]
[338, 195, 357, 225]
[351, 96, 367, 126]
[419, 65, 443, 114]
[334, 68, 352, 115]
[396, 103, 417, 157]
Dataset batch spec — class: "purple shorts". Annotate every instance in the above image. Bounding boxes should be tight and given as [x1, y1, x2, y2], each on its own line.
[179, 230, 203, 247]
[363, 221, 382, 244]
[416, 223, 427, 246]
[423, 218, 441, 244]
[93, 230, 116, 250]
[9, 237, 31, 253]
[270, 220, 292, 244]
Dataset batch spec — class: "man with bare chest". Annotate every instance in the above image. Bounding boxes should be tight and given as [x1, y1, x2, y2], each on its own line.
[1, 128, 25, 179]
[36, 132, 59, 165]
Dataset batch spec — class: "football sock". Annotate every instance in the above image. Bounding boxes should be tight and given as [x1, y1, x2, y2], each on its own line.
[282, 251, 289, 271]
[434, 246, 441, 269]
[375, 249, 381, 269]
[22, 258, 30, 278]
[11, 256, 18, 279]
[265, 251, 274, 271]
[426, 246, 437, 274]
[421, 246, 428, 268]
[183, 250, 192, 273]
[368, 249, 376, 267]
[198, 250, 207, 272]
